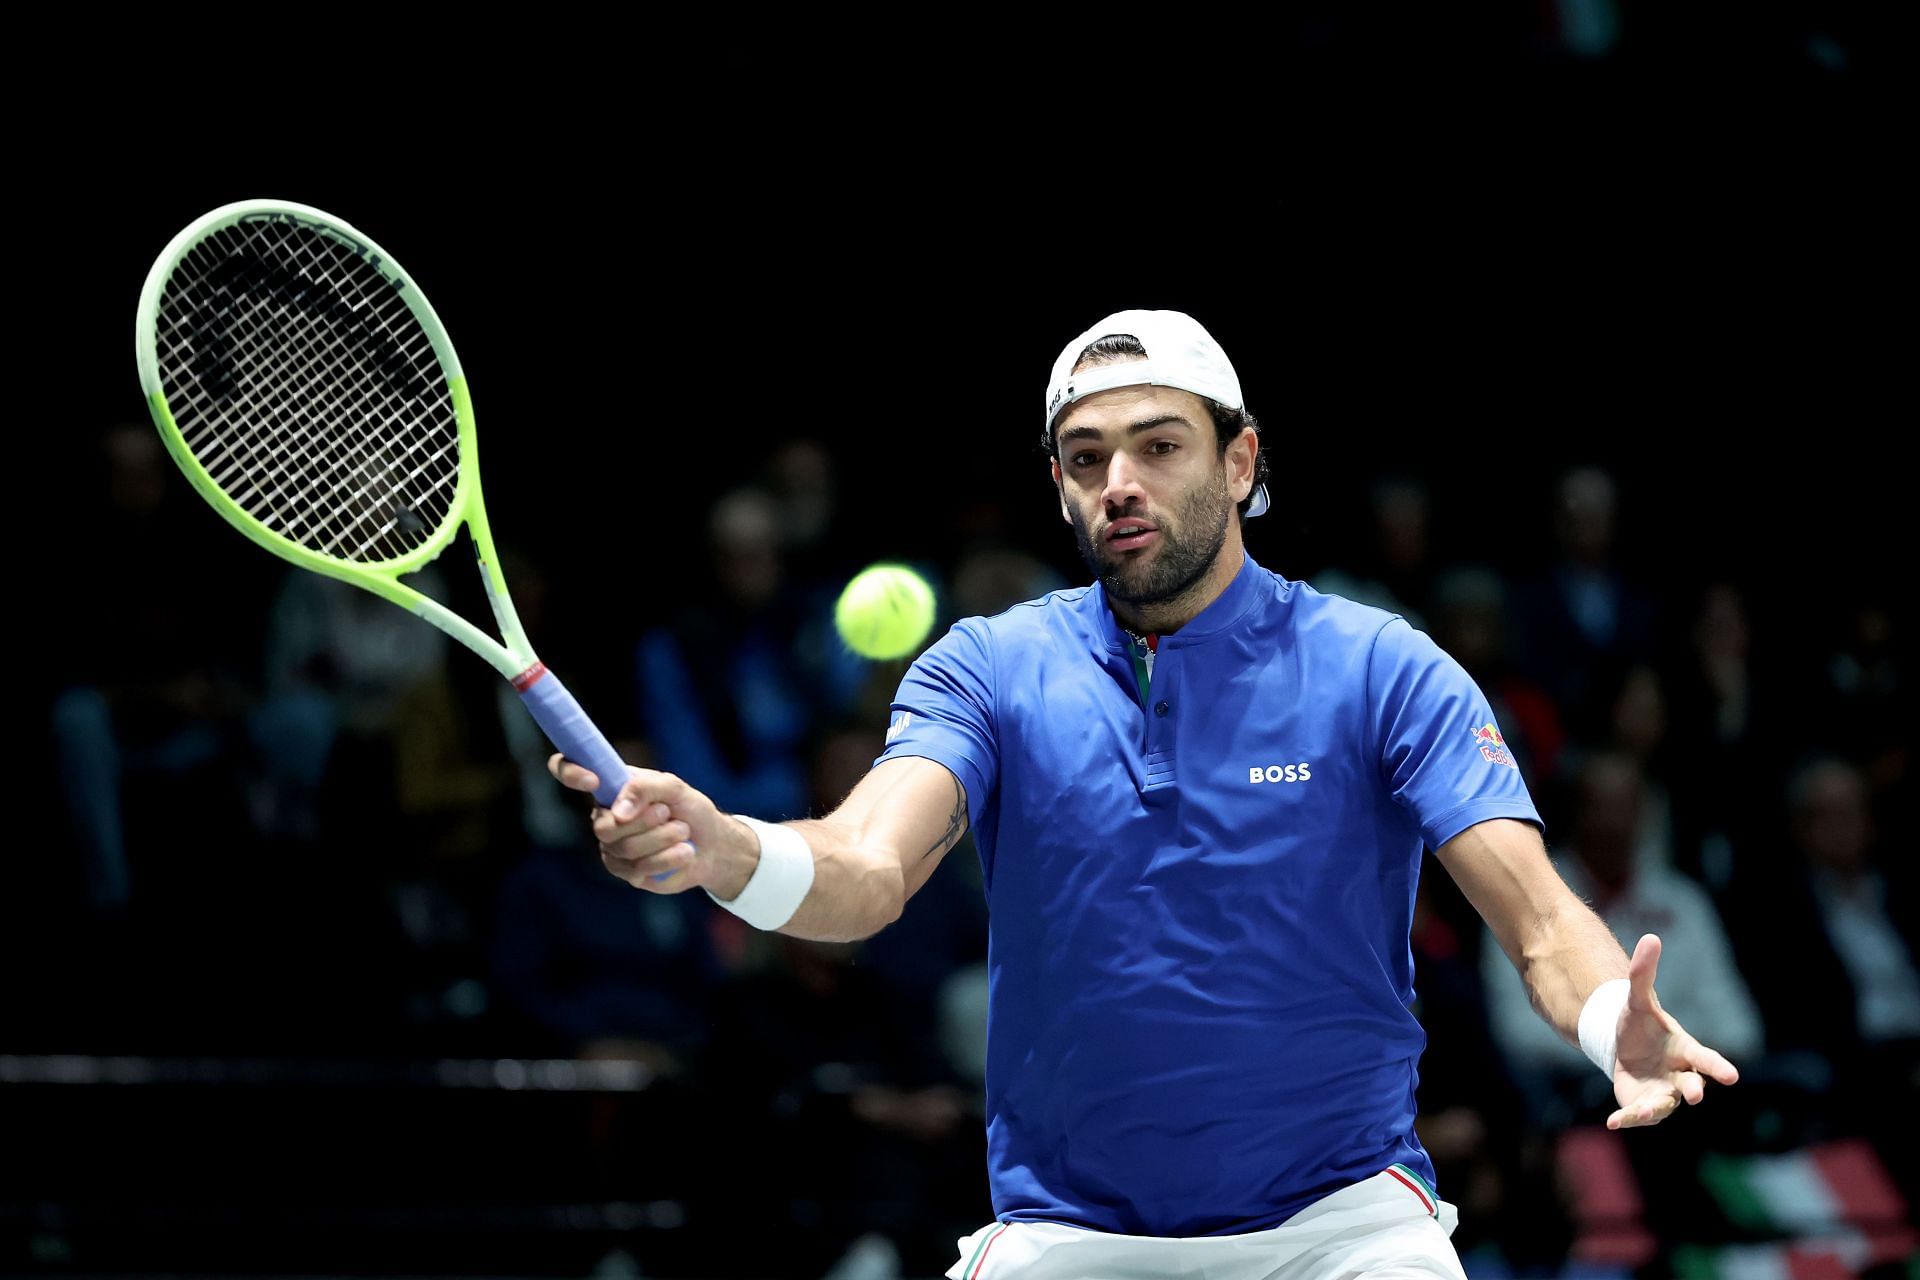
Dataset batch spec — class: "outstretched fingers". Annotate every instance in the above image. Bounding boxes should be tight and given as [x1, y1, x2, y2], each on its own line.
[1682, 1035, 1741, 1086]
[1607, 1084, 1681, 1130]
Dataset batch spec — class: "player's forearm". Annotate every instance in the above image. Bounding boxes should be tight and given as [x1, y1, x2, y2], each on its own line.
[705, 814, 906, 943]
[1437, 821, 1632, 1052]
[1507, 894, 1631, 1048]
[781, 817, 909, 941]
[696, 758, 966, 943]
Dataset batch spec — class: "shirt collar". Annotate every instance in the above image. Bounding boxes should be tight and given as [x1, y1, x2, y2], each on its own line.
[1093, 550, 1266, 652]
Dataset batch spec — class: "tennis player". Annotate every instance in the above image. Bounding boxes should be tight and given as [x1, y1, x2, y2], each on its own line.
[550, 310, 1740, 1278]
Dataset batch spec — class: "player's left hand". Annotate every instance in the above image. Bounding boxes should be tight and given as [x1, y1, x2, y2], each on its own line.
[1607, 933, 1741, 1129]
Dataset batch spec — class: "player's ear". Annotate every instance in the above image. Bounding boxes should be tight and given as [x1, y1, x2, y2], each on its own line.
[1050, 458, 1072, 525]
[1226, 425, 1258, 507]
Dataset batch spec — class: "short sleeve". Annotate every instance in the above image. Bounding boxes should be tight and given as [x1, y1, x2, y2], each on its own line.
[1367, 617, 1542, 849]
[874, 618, 999, 826]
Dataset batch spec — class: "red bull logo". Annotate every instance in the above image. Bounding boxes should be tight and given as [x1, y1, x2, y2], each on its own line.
[1471, 723, 1517, 769]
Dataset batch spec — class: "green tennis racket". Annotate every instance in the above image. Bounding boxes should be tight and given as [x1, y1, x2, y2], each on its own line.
[135, 199, 633, 814]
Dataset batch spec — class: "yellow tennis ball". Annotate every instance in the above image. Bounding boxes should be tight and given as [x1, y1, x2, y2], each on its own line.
[835, 564, 936, 660]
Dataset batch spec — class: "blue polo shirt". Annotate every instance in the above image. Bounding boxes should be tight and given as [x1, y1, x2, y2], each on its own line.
[875, 551, 1541, 1237]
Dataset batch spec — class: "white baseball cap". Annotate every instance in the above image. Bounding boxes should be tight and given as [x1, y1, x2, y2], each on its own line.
[1044, 309, 1269, 517]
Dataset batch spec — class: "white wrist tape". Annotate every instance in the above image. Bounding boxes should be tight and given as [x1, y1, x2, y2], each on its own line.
[1578, 978, 1631, 1078]
[707, 816, 814, 931]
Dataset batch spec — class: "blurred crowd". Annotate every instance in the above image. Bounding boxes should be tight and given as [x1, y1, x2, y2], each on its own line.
[23, 421, 1915, 1277]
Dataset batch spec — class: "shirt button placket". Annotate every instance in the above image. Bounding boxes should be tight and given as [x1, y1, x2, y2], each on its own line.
[1143, 655, 1175, 792]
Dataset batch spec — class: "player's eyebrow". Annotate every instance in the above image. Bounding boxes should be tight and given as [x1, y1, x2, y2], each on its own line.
[1057, 414, 1197, 445]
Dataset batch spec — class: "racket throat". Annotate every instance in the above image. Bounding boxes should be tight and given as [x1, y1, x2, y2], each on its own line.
[510, 662, 550, 692]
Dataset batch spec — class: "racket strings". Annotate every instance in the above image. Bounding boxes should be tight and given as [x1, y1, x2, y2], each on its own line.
[180, 221, 458, 557]
[163, 243, 453, 560]
[178, 219, 457, 531]
[154, 216, 461, 563]
[187, 285, 447, 554]
[166, 262, 411, 541]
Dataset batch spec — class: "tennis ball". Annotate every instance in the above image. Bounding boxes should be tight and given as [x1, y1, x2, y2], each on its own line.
[835, 564, 936, 660]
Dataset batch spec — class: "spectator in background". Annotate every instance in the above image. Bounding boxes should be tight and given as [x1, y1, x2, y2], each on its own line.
[1731, 758, 1918, 1093]
[1314, 476, 1435, 631]
[262, 568, 454, 734]
[757, 439, 901, 735]
[489, 835, 722, 1206]
[1517, 466, 1657, 727]
[1483, 752, 1762, 1123]
[633, 487, 863, 822]
[261, 558, 527, 1038]
[761, 438, 839, 581]
[950, 546, 1070, 624]
[703, 931, 987, 1278]
[1665, 583, 1773, 893]
[1599, 662, 1677, 872]
[52, 424, 406, 1051]
[1795, 759, 1919, 1045]
[490, 844, 720, 1072]
[1817, 597, 1909, 846]
[256, 561, 456, 843]
[52, 424, 260, 914]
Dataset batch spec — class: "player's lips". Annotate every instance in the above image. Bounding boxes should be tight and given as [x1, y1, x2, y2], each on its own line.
[1104, 519, 1160, 550]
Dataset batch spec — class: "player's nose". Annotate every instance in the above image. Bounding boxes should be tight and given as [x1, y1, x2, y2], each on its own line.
[1102, 449, 1148, 509]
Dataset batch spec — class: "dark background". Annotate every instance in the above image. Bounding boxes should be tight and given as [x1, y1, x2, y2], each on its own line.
[8, 13, 1912, 1279]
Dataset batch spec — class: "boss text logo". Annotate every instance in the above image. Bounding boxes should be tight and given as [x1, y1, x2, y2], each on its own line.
[1248, 762, 1313, 783]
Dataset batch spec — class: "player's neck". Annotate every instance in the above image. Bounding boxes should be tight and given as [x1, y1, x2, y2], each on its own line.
[1110, 525, 1246, 637]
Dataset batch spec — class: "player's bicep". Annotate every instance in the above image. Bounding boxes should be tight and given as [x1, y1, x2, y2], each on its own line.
[1432, 817, 1573, 966]
[827, 755, 971, 902]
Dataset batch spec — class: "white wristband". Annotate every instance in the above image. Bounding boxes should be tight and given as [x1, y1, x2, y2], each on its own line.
[1578, 978, 1631, 1078]
[706, 816, 815, 931]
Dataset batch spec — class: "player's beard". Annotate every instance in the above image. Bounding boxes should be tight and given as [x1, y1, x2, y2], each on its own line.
[1071, 470, 1234, 608]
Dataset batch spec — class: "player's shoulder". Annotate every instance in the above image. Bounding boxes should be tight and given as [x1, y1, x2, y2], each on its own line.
[1275, 573, 1412, 650]
[911, 583, 1102, 675]
[958, 582, 1103, 639]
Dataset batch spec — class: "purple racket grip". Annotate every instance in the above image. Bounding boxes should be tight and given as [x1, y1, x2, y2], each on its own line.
[515, 665, 629, 808]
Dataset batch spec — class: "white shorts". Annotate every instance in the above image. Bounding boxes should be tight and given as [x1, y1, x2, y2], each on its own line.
[945, 1167, 1466, 1280]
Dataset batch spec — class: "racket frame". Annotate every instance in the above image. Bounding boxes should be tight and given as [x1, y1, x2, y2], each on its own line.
[135, 200, 536, 685]
[134, 199, 640, 819]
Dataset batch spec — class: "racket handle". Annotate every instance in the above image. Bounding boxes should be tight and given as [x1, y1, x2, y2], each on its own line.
[516, 667, 629, 809]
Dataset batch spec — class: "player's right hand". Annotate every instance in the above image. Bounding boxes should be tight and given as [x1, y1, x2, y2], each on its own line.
[547, 756, 738, 895]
